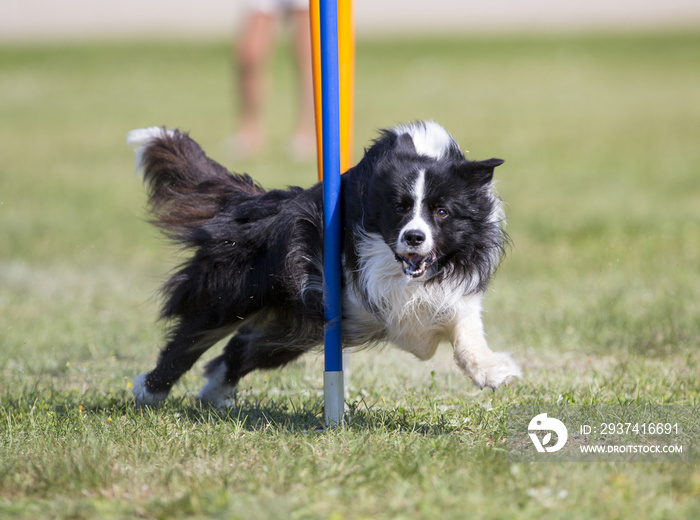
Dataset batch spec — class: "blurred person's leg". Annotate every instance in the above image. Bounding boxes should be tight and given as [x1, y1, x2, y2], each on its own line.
[234, 8, 276, 157]
[288, 6, 315, 161]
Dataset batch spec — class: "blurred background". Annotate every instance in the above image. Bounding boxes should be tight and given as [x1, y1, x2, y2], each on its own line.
[1, 3, 700, 516]
[3, 0, 700, 39]
[1, 2, 698, 400]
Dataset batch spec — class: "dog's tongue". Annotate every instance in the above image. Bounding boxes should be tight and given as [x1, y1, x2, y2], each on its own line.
[404, 254, 426, 268]
[395, 252, 432, 278]
[395, 252, 436, 278]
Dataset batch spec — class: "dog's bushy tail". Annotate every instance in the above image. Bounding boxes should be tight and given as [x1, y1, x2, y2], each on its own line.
[127, 127, 264, 239]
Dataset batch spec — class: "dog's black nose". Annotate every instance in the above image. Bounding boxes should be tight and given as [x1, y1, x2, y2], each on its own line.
[403, 229, 426, 247]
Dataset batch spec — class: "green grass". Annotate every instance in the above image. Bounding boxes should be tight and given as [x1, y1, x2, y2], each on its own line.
[1, 32, 699, 518]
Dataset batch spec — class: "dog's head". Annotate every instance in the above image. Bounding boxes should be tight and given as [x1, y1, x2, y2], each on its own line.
[361, 122, 506, 287]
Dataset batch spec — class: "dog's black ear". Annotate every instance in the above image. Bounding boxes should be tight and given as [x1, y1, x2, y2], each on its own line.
[394, 132, 417, 155]
[458, 158, 504, 185]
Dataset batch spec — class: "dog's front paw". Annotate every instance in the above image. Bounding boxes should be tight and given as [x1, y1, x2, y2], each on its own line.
[469, 352, 522, 390]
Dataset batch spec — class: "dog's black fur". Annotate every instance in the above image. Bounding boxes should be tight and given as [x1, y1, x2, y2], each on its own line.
[129, 122, 520, 406]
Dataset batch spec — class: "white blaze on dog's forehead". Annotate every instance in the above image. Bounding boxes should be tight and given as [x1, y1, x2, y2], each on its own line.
[398, 168, 433, 254]
[412, 168, 425, 214]
[392, 121, 455, 160]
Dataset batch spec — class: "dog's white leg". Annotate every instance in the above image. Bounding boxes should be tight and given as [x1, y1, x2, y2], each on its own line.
[198, 361, 237, 408]
[449, 294, 521, 389]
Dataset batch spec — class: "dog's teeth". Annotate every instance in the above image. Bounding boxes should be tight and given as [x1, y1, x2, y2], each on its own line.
[396, 251, 436, 279]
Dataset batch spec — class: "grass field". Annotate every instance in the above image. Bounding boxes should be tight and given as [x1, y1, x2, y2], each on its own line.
[1, 31, 699, 518]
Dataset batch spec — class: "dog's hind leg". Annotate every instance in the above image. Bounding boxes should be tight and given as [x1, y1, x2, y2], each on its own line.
[133, 324, 232, 406]
[198, 323, 319, 407]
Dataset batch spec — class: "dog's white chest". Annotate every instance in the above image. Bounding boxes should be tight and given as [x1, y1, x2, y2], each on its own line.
[344, 279, 458, 360]
[343, 233, 465, 359]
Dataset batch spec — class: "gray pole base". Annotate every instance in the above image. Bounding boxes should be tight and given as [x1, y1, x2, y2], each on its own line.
[324, 370, 345, 428]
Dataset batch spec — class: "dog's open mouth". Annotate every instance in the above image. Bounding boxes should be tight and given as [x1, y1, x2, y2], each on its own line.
[394, 252, 437, 278]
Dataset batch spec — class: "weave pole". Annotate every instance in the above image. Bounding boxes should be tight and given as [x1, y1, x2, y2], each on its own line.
[310, 0, 354, 427]
[311, 1, 355, 179]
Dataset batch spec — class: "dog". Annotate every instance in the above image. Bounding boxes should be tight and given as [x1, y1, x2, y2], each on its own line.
[128, 121, 520, 407]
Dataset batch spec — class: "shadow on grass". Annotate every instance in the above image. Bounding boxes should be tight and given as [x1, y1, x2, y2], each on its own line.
[130, 395, 501, 436]
[1, 384, 505, 438]
[38, 391, 502, 437]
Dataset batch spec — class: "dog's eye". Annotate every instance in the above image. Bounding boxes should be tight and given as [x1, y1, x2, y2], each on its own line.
[395, 204, 407, 215]
[435, 208, 449, 219]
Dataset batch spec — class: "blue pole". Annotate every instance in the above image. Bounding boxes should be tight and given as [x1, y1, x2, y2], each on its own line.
[320, 0, 344, 426]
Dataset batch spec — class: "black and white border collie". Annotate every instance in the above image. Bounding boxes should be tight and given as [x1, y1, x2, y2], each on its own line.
[128, 121, 520, 407]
